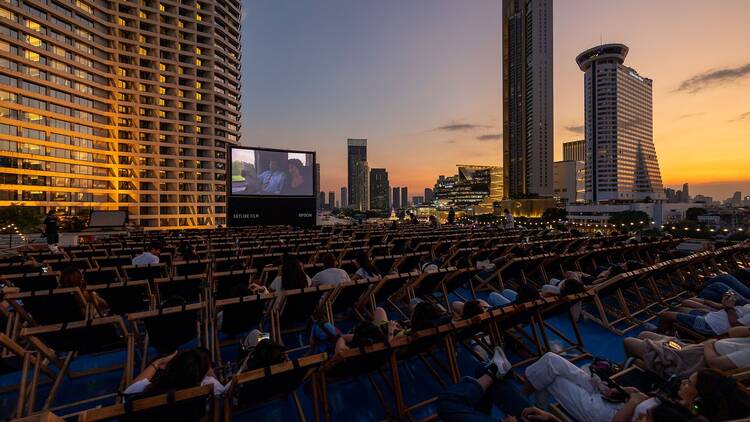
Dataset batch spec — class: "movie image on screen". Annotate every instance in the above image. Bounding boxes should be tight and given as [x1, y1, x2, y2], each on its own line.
[231, 148, 314, 196]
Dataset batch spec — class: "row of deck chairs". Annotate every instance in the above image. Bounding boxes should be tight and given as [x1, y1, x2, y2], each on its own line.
[580, 242, 750, 335]
[7, 290, 592, 421]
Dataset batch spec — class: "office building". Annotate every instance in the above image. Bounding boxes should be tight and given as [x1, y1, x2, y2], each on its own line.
[412, 196, 424, 206]
[0, 0, 242, 228]
[553, 161, 584, 204]
[340, 187, 348, 208]
[502, 0, 553, 198]
[682, 183, 690, 202]
[352, 160, 369, 211]
[576, 44, 664, 203]
[401, 187, 408, 208]
[318, 192, 325, 210]
[369, 168, 389, 210]
[315, 163, 321, 209]
[424, 188, 434, 203]
[392, 187, 401, 209]
[347, 138, 367, 206]
[563, 140, 585, 162]
[328, 191, 335, 210]
[434, 165, 503, 208]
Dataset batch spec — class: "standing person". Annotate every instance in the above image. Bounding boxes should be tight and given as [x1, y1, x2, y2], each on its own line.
[503, 209, 514, 229]
[447, 207, 456, 225]
[42, 210, 59, 248]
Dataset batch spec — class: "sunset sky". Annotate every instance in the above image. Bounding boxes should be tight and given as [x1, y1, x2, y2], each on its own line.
[240, 0, 750, 201]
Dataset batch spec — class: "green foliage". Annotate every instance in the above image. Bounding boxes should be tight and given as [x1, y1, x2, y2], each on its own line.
[607, 210, 651, 230]
[0, 204, 43, 233]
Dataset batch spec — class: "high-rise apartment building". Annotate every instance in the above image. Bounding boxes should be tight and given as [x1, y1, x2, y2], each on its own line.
[562, 140, 585, 162]
[369, 168, 389, 210]
[553, 160, 584, 204]
[424, 188, 434, 203]
[328, 191, 335, 210]
[401, 187, 408, 208]
[576, 44, 664, 203]
[502, 0, 553, 199]
[0, 0, 242, 228]
[392, 186, 400, 209]
[352, 160, 368, 211]
[340, 187, 348, 208]
[347, 138, 367, 206]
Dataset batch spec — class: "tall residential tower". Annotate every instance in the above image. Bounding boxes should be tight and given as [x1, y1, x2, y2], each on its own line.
[369, 168, 389, 210]
[576, 44, 664, 203]
[0, 0, 242, 228]
[346, 138, 367, 206]
[502, 0, 553, 199]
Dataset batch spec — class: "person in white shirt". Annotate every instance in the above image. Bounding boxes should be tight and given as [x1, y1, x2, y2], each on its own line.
[311, 253, 351, 286]
[269, 255, 311, 292]
[123, 348, 228, 396]
[503, 208, 514, 229]
[658, 293, 750, 336]
[132, 241, 161, 266]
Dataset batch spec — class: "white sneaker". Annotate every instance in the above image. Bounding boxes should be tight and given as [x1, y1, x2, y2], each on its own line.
[491, 346, 512, 378]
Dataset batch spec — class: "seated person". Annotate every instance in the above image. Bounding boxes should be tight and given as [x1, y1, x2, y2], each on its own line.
[124, 348, 227, 396]
[697, 273, 750, 305]
[132, 241, 161, 266]
[311, 253, 351, 286]
[487, 284, 541, 307]
[352, 251, 381, 280]
[540, 277, 586, 298]
[269, 255, 311, 292]
[60, 266, 109, 316]
[658, 292, 750, 336]
[624, 327, 750, 376]
[237, 330, 287, 372]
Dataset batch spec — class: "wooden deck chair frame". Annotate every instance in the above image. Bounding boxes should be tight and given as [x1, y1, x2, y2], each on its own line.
[20, 316, 132, 416]
[536, 293, 593, 363]
[77, 384, 217, 422]
[127, 302, 207, 374]
[225, 353, 327, 422]
[6, 287, 94, 326]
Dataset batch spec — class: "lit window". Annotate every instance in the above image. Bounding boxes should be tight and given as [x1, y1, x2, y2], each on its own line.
[195, 47, 201, 55]
[25, 50, 40, 62]
[195, 92, 201, 100]
[159, 63, 166, 71]
[195, 115, 202, 122]
[195, 58, 201, 66]
[177, 20, 183, 28]
[139, 11, 147, 19]
[118, 17, 126, 26]
[196, 14, 202, 21]
[159, 75, 166, 83]
[26, 36, 42, 47]
[159, 3, 165, 11]
[139, 47, 147, 55]
[177, 90, 184, 97]
[195, 81, 201, 89]
[159, 87, 166, 94]
[158, 98, 165, 106]
[26, 20, 41, 31]
[138, 83, 146, 92]
[25, 112, 43, 121]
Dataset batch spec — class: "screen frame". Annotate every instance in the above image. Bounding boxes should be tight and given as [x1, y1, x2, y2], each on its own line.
[227, 145, 317, 198]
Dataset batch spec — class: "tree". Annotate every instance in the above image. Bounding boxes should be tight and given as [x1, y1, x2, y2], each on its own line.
[608, 210, 651, 230]
[686, 207, 708, 221]
[0, 204, 43, 234]
[542, 207, 567, 222]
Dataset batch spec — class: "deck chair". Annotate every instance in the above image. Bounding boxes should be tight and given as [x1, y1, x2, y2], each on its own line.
[315, 340, 404, 422]
[77, 384, 216, 422]
[536, 293, 593, 362]
[128, 303, 206, 363]
[82, 267, 122, 287]
[0, 332, 55, 418]
[155, 275, 205, 304]
[123, 263, 168, 282]
[272, 286, 336, 345]
[325, 278, 380, 319]
[214, 293, 275, 361]
[94, 255, 133, 270]
[89, 280, 153, 315]
[213, 269, 255, 299]
[357, 274, 411, 318]
[373, 256, 397, 276]
[173, 260, 209, 277]
[46, 258, 91, 272]
[21, 316, 131, 415]
[0, 262, 43, 276]
[1, 271, 59, 292]
[7, 288, 89, 325]
[226, 353, 327, 421]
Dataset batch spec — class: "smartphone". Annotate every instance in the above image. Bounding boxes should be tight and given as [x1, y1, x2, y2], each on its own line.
[667, 340, 682, 351]
[258, 332, 271, 342]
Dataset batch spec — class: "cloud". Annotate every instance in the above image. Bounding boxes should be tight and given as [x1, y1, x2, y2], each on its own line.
[676, 63, 750, 93]
[678, 112, 705, 119]
[476, 133, 502, 141]
[445, 139, 457, 144]
[434, 123, 487, 132]
[565, 124, 584, 134]
[728, 111, 750, 123]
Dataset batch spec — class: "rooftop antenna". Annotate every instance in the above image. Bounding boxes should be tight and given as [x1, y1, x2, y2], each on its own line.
[599, 32, 603, 47]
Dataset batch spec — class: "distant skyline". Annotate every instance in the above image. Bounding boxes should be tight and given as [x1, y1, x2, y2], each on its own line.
[240, 0, 750, 199]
